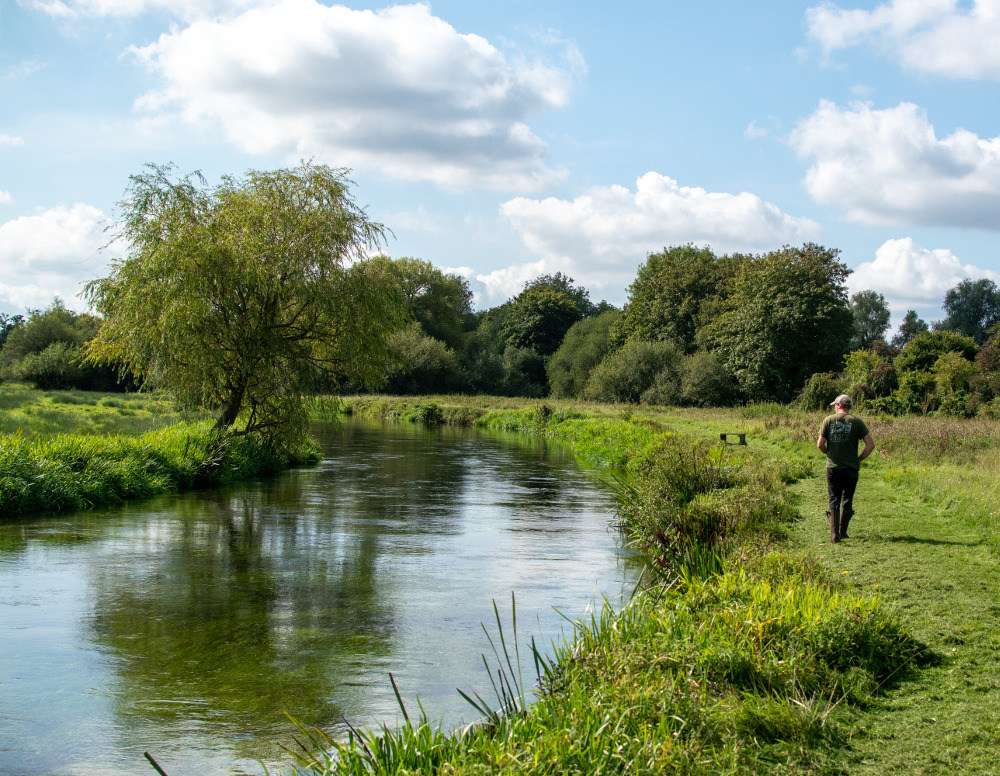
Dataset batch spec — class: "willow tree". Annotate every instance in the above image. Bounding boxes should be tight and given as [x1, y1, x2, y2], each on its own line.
[85, 162, 404, 448]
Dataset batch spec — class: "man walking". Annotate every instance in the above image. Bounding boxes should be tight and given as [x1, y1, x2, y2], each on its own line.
[817, 394, 874, 543]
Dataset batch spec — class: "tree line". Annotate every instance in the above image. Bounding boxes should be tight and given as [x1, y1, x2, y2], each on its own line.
[3, 162, 999, 448]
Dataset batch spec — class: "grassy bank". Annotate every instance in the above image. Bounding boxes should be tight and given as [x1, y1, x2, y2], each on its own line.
[277, 395, 941, 776]
[0, 384, 319, 518]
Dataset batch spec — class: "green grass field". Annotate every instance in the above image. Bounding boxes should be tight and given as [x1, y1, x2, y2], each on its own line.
[0, 383, 318, 517]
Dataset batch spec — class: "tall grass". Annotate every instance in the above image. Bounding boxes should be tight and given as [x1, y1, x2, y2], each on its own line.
[0, 386, 320, 518]
[283, 553, 928, 776]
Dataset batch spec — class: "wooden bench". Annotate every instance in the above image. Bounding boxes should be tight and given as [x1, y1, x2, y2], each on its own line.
[719, 432, 747, 445]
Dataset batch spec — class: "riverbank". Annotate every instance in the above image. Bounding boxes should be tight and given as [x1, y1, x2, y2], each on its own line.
[280, 395, 953, 776]
[0, 385, 319, 518]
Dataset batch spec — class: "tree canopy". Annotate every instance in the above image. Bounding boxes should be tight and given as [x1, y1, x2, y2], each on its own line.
[612, 245, 726, 352]
[85, 162, 404, 448]
[850, 290, 891, 351]
[500, 284, 584, 357]
[375, 256, 473, 349]
[892, 310, 929, 349]
[936, 278, 1000, 344]
[717, 243, 852, 402]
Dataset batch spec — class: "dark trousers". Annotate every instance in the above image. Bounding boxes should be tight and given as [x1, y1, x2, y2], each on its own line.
[827, 467, 859, 516]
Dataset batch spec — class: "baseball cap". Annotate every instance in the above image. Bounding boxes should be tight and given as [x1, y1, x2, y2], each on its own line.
[830, 394, 852, 408]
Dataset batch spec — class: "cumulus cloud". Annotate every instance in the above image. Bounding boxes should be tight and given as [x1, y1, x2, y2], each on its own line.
[0, 203, 111, 312]
[789, 100, 1000, 228]
[494, 171, 821, 302]
[850, 237, 1000, 315]
[806, 0, 1000, 80]
[129, 1, 575, 190]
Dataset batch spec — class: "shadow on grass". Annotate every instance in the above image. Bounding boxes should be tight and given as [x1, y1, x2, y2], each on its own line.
[883, 535, 983, 548]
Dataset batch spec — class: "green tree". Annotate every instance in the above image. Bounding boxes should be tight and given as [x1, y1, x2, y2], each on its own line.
[717, 244, 853, 402]
[612, 245, 722, 352]
[547, 309, 620, 399]
[382, 324, 461, 394]
[375, 256, 473, 349]
[850, 290, 891, 350]
[0, 300, 122, 390]
[85, 162, 404, 448]
[936, 278, 1000, 344]
[891, 309, 929, 348]
[522, 272, 598, 318]
[894, 330, 977, 374]
[501, 285, 583, 357]
[0, 312, 24, 351]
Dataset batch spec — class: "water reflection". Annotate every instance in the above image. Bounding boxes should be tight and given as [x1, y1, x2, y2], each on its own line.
[0, 419, 641, 776]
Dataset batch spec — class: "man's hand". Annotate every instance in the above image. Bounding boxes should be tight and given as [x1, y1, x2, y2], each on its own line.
[859, 433, 874, 461]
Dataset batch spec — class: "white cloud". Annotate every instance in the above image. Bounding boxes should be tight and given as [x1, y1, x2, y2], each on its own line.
[0, 191, 12, 206]
[789, 100, 1000, 228]
[0, 134, 25, 146]
[850, 237, 1000, 314]
[806, 0, 1000, 80]
[129, 0, 575, 190]
[0, 203, 111, 312]
[497, 172, 821, 303]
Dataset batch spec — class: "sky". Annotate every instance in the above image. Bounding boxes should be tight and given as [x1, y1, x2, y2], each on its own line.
[2, 0, 999, 333]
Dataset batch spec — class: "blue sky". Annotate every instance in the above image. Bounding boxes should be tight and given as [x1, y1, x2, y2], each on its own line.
[2, 0, 999, 333]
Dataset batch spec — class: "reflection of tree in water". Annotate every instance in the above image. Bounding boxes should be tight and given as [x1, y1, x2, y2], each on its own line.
[85, 486, 396, 761]
[47, 418, 628, 767]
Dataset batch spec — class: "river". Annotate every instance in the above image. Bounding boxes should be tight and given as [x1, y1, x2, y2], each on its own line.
[0, 418, 642, 775]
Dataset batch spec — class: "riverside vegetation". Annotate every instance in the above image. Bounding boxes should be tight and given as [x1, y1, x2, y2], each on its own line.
[0, 384, 319, 518]
[3, 388, 997, 774]
[279, 395, 998, 776]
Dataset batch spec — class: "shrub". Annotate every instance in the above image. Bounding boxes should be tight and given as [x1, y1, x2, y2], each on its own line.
[383, 325, 461, 395]
[894, 330, 977, 374]
[547, 310, 619, 399]
[678, 351, 740, 407]
[797, 372, 844, 411]
[583, 339, 680, 403]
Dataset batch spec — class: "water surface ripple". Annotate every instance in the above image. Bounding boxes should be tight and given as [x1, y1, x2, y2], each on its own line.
[0, 418, 641, 775]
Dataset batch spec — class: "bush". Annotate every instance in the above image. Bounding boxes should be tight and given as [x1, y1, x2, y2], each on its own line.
[547, 310, 620, 399]
[895, 331, 977, 374]
[679, 351, 740, 407]
[383, 326, 461, 395]
[797, 372, 844, 411]
[583, 339, 680, 403]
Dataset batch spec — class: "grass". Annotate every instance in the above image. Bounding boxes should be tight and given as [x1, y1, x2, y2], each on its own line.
[0, 383, 319, 518]
[787, 415, 1000, 775]
[280, 395, 945, 776]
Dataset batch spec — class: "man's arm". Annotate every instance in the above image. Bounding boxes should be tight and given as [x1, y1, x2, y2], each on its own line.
[817, 433, 828, 453]
[859, 433, 874, 461]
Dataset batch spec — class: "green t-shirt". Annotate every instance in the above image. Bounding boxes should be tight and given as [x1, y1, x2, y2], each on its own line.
[820, 412, 869, 470]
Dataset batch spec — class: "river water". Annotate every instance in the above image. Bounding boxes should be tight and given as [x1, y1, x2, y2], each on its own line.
[0, 418, 641, 776]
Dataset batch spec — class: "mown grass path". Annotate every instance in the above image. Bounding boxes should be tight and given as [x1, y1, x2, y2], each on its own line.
[789, 459, 1000, 776]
